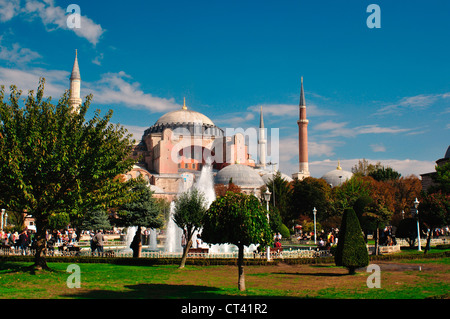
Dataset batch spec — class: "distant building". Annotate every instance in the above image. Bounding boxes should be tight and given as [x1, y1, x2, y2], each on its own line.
[420, 145, 450, 191]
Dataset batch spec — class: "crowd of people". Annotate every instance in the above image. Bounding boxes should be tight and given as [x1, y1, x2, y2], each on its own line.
[0, 229, 35, 255]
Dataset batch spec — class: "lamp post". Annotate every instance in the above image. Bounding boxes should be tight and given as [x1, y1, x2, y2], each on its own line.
[1, 209, 4, 231]
[264, 188, 272, 261]
[313, 207, 317, 244]
[413, 198, 421, 251]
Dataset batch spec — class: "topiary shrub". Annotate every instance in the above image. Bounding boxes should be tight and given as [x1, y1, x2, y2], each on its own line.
[334, 208, 369, 274]
[279, 224, 291, 239]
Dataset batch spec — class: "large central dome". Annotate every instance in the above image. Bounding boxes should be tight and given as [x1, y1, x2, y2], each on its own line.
[144, 99, 223, 137]
[156, 108, 215, 126]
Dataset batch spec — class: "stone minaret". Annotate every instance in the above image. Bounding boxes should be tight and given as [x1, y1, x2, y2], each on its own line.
[69, 50, 82, 112]
[258, 105, 266, 169]
[292, 77, 310, 180]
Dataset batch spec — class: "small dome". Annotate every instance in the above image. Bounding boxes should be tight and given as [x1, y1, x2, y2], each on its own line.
[156, 109, 215, 127]
[215, 164, 265, 188]
[445, 145, 450, 159]
[261, 171, 293, 184]
[321, 162, 353, 187]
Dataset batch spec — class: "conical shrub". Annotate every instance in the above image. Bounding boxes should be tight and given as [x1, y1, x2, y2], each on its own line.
[335, 208, 369, 274]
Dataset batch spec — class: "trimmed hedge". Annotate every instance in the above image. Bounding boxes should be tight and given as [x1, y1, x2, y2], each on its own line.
[1, 250, 449, 267]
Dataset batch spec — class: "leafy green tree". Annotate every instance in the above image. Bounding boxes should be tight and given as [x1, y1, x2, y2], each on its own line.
[419, 192, 450, 253]
[173, 188, 208, 268]
[115, 178, 164, 258]
[289, 177, 331, 228]
[396, 217, 425, 248]
[351, 159, 382, 177]
[430, 161, 450, 194]
[201, 192, 272, 291]
[334, 208, 369, 274]
[364, 200, 393, 255]
[79, 210, 112, 232]
[332, 176, 371, 215]
[265, 171, 292, 226]
[369, 166, 401, 182]
[0, 79, 135, 269]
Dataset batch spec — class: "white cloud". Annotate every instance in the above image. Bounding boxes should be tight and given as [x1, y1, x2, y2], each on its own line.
[119, 123, 147, 140]
[0, 66, 68, 98]
[0, 39, 41, 65]
[0, 66, 181, 113]
[1, 0, 104, 45]
[0, 0, 20, 22]
[213, 112, 255, 127]
[375, 93, 450, 116]
[85, 71, 180, 113]
[247, 103, 335, 119]
[309, 158, 435, 179]
[313, 121, 414, 137]
[370, 143, 386, 152]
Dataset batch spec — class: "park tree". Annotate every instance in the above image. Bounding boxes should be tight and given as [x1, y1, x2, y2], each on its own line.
[214, 181, 242, 197]
[79, 209, 112, 233]
[351, 159, 383, 177]
[396, 217, 426, 248]
[389, 175, 422, 226]
[289, 177, 331, 228]
[173, 188, 208, 269]
[265, 171, 293, 226]
[332, 176, 371, 216]
[369, 166, 401, 182]
[0, 79, 136, 269]
[115, 178, 164, 258]
[429, 161, 450, 194]
[201, 192, 272, 291]
[419, 191, 450, 253]
[334, 208, 369, 274]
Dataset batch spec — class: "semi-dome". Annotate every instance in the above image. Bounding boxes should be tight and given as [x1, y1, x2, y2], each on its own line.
[215, 164, 265, 188]
[321, 162, 353, 187]
[445, 145, 450, 159]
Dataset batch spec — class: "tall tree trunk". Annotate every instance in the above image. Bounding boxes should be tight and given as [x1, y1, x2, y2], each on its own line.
[237, 244, 245, 291]
[33, 218, 49, 270]
[375, 226, 379, 256]
[179, 237, 192, 269]
[424, 227, 433, 254]
[130, 226, 142, 258]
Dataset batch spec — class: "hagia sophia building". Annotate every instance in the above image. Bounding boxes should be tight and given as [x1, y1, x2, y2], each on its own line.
[68, 51, 354, 202]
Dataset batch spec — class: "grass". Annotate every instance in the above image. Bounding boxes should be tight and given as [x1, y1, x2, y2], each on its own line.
[0, 257, 449, 299]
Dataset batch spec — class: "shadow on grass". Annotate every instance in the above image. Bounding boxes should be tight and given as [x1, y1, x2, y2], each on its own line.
[272, 272, 349, 277]
[0, 261, 62, 275]
[62, 283, 300, 299]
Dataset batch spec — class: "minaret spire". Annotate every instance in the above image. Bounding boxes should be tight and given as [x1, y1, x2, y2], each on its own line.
[299, 76, 306, 107]
[258, 105, 266, 169]
[182, 97, 187, 110]
[69, 49, 82, 112]
[292, 76, 310, 180]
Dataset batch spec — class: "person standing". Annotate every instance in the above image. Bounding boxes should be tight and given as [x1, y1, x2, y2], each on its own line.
[93, 230, 105, 255]
[19, 230, 29, 255]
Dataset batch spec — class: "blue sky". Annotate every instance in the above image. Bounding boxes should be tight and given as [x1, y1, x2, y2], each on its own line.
[0, 0, 449, 177]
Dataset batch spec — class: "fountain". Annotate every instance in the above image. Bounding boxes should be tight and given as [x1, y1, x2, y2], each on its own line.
[124, 226, 137, 252]
[162, 159, 259, 256]
[164, 201, 183, 253]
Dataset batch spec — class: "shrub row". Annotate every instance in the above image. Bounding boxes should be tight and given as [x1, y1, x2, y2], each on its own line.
[1, 250, 449, 267]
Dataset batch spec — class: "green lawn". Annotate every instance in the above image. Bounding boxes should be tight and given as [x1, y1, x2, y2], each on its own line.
[1, 257, 449, 299]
